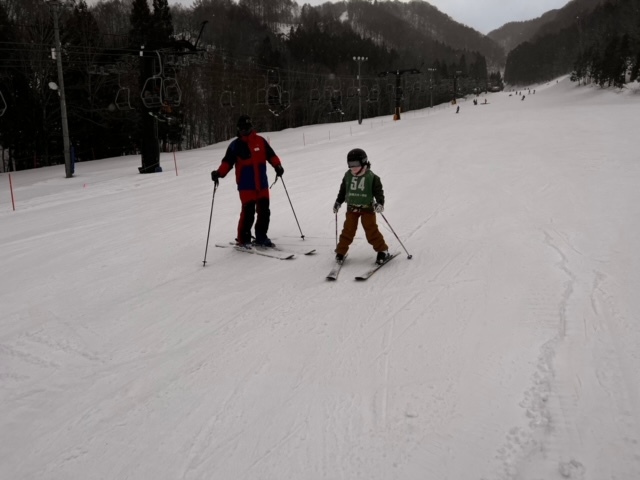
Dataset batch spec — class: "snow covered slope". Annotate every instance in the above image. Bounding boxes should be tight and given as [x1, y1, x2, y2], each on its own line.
[1, 77, 639, 480]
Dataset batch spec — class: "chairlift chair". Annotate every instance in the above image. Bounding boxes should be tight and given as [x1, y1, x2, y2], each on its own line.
[163, 77, 182, 107]
[220, 90, 234, 108]
[115, 74, 133, 110]
[0, 89, 6, 116]
[329, 89, 344, 114]
[141, 76, 163, 109]
[368, 85, 380, 103]
[267, 68, 280, 85]
[281, 90, 290, 105]
[161, 63, 182, 108]
[115, 88, 133, 110]
[266, 84, 282, 108]
[257, 87, 266, 105]
[140, 52, 164, 109]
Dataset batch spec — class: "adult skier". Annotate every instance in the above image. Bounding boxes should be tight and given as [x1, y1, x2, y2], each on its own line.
[211, 115, 284, 248]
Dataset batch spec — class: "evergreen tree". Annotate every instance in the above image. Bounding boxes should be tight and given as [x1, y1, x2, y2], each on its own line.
[151, 0, 173, 47]
[129, 0, 151, 48]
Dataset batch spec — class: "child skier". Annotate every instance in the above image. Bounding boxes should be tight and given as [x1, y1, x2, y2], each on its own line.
[333, 148, 390, 265]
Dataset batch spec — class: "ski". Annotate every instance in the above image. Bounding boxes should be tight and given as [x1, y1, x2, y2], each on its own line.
[326, 255, 347, 281]
[253, 243, 316, 256]
[354, 253, 399, 281]
[215, 243, 295, 260]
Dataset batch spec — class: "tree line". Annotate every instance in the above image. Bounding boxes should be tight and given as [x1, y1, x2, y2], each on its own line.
[0, 0, 498, 172]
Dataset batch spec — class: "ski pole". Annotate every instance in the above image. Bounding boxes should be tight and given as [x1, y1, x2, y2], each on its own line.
[202, 183, 218, 267]
[379, 211, 413, 259]
[335, 212, 338, 249]
[274, 176, 305, 240]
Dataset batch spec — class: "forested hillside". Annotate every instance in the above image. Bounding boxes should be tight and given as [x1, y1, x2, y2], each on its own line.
[503, 0, 640, 86]
[0, 0, 501, 172]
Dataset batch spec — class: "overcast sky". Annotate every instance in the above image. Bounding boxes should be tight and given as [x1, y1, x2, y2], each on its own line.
[84, 0, 570, 34]
[157, 0, 570, 34]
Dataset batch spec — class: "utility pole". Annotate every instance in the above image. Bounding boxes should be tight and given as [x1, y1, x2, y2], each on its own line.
[353, 56, 367, 125]
[427, 68, 436, 108]
[46, 0, 72, 178]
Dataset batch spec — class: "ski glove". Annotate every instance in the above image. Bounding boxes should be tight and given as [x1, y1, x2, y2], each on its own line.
[211, 170, 220, 186]
[374, 203, 384, 213]
[274, 165, 284, 177]
[333, 202, 341, 214]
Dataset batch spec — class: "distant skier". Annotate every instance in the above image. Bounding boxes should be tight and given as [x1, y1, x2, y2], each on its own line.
[211, 115, 284, 248]
[333, 148, 390, 265]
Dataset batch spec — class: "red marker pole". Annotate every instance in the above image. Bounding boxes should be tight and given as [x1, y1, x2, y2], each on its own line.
[173, 147, 178, 176]
[9, 172, 16, 211]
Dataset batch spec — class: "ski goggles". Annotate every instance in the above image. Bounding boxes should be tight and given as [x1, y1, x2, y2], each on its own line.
[348, 159, 366, 168]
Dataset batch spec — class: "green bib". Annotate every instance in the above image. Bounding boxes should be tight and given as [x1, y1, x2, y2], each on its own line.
[344, 170, 374, 206]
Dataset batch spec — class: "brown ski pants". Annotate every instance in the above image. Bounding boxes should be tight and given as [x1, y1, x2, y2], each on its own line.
[335, 210, 388, 256]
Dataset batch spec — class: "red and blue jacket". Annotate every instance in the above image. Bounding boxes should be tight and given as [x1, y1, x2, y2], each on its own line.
[217, 130, 282, 192]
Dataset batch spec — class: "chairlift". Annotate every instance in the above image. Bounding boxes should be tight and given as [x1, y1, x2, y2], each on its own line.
[115, 88, 133, 110]
[115, 74, 133, 110]
[220, 90, 234, 108]
[368, 85, 380, 103]
[266, 84, 282, 108]
[141, 52, 164, 109]
[141, 77, 163, 109]
[329, 89, 344, 115]
[163, 77, 182, 107]
[257, 87, 266, 105]
[268, 90, 290, 117]
[267, 68, 280, 85]
[330, 90, 343, 107]
[0, 89, 6, 117]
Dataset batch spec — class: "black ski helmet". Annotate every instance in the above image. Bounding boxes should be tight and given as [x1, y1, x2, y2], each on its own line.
[347, 148, 369, 168]
[236, 114, 253, 135]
